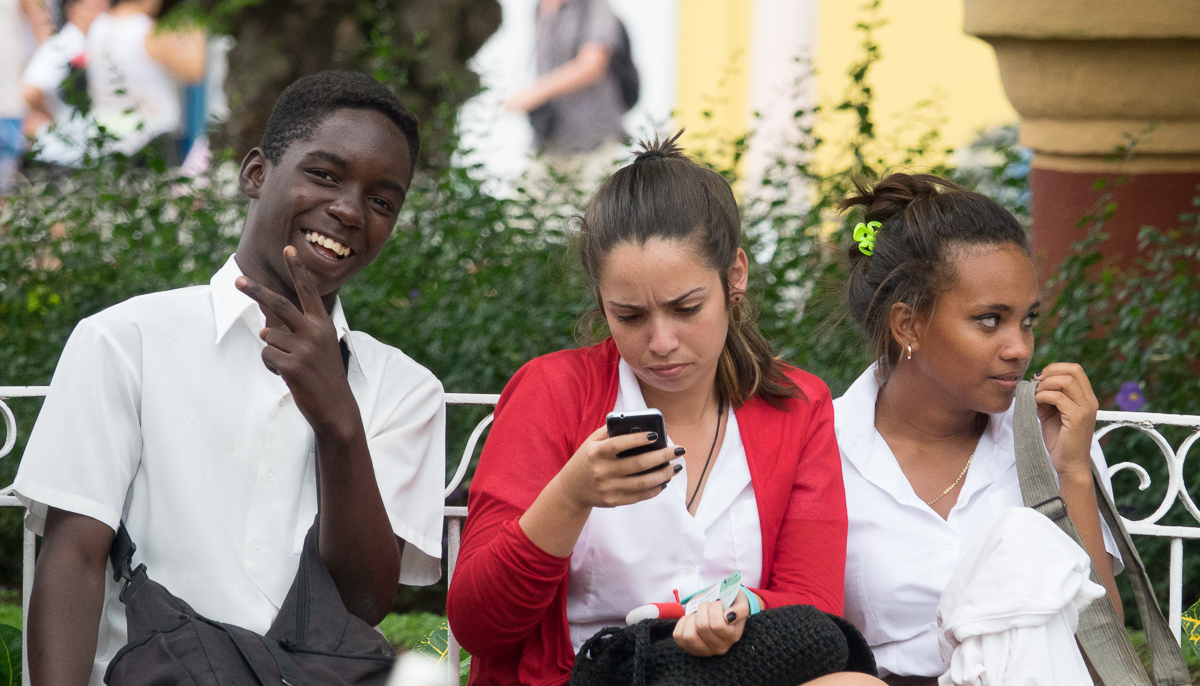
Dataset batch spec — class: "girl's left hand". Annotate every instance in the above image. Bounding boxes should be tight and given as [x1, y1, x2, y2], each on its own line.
[1034, 362, 1099, 480]
[672, 590, 753, 657]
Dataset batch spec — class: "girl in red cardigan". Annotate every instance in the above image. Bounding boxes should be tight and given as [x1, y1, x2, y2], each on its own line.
[447, 133, 882, 686]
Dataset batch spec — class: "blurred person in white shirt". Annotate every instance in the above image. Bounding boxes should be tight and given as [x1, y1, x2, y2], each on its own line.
[21, 0, 110, 168]
[86, 0, 204, 163]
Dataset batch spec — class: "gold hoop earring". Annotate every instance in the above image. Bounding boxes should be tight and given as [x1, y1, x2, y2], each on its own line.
[906, 345, 913, 360]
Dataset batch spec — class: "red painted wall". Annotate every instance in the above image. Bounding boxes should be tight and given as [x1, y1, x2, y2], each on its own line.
[1030, 168, 1200, 282]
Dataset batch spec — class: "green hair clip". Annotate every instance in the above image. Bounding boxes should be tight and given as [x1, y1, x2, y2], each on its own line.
[853, 221, 881, 256]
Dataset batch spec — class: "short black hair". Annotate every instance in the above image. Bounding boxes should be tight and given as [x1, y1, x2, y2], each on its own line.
[259, 71, 420, 168]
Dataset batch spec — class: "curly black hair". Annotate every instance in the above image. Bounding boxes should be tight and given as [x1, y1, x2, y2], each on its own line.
[259, 71, 420, 167]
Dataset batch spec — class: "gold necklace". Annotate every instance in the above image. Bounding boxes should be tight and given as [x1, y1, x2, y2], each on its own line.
[926, 452, 975, 507]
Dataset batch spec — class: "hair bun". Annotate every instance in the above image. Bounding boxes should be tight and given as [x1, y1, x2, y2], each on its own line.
[634, 130, 687, 163]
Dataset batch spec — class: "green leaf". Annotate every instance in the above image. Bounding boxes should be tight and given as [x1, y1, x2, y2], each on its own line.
[1183, 598, 1200, 651]
[0, 624, 21, 686]
[412, 621, 451, 663]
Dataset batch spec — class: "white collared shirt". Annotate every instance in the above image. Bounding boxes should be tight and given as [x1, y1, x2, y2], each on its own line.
[14, 255, 446, 685]
[565, 358, 762, 651]
[835, 364, 1121, 677]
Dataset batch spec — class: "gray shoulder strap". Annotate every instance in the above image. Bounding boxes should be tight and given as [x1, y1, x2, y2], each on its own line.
[1014, 380, 1190, 685]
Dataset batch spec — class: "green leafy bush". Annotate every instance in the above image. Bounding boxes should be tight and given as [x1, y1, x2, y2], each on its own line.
[1036, 191, 1200, 626]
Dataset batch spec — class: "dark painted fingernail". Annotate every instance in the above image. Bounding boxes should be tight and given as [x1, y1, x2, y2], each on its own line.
[674, 447, 686, 457]
[725, 612, 737, 623]
[660, 482, 669, 491]
[673, 464, 683, 474]
[646, 432, 658, 442]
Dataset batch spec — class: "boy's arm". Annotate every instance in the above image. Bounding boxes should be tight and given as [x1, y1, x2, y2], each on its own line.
[28, 508, 114, 686]
[237, 248, 401, 626]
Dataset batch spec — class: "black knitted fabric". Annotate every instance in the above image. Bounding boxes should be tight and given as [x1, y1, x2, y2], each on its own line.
[570, 604, 877, 686]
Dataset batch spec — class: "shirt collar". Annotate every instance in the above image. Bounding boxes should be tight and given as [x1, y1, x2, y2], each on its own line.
[616, 358, 650, 412]
[210, 255, 355, 360]
[835, 362, 1012, 512]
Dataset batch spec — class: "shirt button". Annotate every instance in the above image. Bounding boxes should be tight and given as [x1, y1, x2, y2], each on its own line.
[683, 564, 697, 575]
[277, 398, 286, 408]
[253, 539, 263, 553]
[265, 469, 275, 482]
[946, 540, 959, 550]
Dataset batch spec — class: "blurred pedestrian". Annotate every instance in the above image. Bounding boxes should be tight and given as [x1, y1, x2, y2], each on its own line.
[504, 0, 635, 186]
[2, 0, 55, 194]
[86, 0, 205, 164]
[22, 0, 111, 169]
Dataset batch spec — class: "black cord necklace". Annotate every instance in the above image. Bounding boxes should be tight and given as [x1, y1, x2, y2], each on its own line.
[686, 399, 725, 511]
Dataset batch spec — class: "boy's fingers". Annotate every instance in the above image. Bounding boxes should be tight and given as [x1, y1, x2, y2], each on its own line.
[260, 346, 289, 376]
[282, 247, 325, 317]
[260, 328, 301, 353]
[235, 276, 303, 331]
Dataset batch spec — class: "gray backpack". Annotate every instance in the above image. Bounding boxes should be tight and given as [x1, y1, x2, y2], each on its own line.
[104, 519, 396, 686]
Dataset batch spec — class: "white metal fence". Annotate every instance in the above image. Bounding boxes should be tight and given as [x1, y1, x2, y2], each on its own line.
[2, 387, 1199, 686]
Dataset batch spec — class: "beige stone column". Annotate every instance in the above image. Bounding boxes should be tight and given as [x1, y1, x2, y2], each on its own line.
[965, 0, 1200, 275]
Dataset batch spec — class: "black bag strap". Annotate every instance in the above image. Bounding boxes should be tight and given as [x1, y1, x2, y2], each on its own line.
[110, 522, 143, 584]
[1014, 380, 1190, 685]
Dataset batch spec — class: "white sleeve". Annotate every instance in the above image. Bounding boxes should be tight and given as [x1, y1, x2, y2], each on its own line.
[13, 316, 143, 535]
[363, 356, 446, 587]
[1089, 435, 1125, 575]
[21, 36, 70, 94]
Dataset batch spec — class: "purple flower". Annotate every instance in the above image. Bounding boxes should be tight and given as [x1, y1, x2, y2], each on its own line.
[1115, 381, 1146, 412]
[409, 289, 420, 300]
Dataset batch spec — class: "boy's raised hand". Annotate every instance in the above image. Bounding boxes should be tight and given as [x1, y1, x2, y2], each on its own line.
[236, 246, 358, 435]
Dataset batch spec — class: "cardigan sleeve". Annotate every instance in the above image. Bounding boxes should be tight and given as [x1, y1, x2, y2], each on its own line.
[752, 381, 848, 616]
[446, 358, 578, 657]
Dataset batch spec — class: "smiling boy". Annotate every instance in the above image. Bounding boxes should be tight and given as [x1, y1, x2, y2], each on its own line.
[13, 71, 445, 685]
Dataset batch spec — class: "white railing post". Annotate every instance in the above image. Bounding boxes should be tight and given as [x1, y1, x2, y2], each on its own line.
[22, 527, 32, 686]
[441, 393, 498, 681]
[1170, 537, 1183, 642]
[444, 509, 466, 686]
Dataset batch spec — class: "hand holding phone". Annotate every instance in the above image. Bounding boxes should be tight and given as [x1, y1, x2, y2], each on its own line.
[605, 409, 668, 457]
[553, 415, 680, 511]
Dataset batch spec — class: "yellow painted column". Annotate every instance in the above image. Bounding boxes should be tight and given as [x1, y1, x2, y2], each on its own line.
[675, 0, 755, 165]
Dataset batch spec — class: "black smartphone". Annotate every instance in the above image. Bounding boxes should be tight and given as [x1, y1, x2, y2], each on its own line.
[606, 409, 668, 458]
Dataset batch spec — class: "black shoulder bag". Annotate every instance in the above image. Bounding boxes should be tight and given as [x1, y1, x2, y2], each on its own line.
[105, 520, 396, 685]
[569, 603, 877, 686]
[1014, 380, 1190, 686]
[105, 341, 397, 685]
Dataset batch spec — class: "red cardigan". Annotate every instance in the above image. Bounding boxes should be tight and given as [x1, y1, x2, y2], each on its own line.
[446, 339, 847, 686]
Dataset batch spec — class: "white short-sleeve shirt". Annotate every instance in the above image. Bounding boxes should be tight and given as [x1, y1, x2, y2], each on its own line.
[14, 255, 446, 686]
[565, 358, 763, 651]
[835, 364, 1121, 678]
